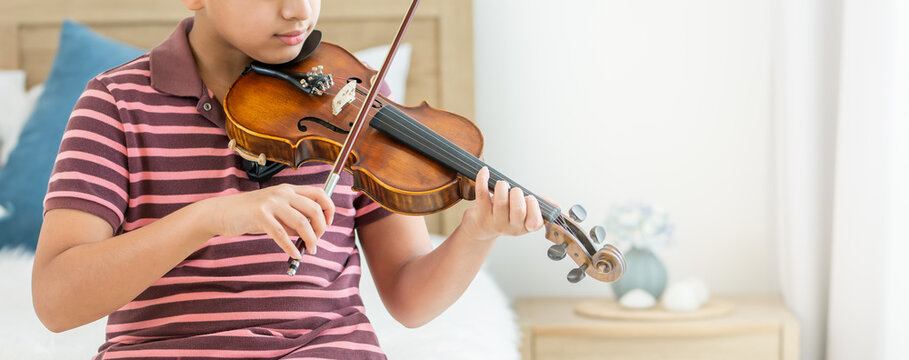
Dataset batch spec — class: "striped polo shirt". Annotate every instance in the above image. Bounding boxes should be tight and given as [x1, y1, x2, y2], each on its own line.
[43, 17, 393, 359]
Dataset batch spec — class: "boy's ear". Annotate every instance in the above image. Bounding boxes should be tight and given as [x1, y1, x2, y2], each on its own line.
[182, 0, 204, 11]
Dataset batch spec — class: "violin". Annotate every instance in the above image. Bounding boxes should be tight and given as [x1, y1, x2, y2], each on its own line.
[223, 31, 625, 284]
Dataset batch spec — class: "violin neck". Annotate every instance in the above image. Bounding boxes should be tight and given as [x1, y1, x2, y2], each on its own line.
[478, 164, 561, 223]
[370, 106, 562, 223]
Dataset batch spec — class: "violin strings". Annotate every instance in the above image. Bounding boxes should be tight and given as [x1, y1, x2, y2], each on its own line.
[381, 116, 563, 224]
[326, 84, 581, 250]
[291, 82, 589, 249]
[361, 105, 580, 242]
[326, 78, 576, 236]
[325, 78, 562, 217]
[315, 77, 562, 219]
[366, 99, 561, 220]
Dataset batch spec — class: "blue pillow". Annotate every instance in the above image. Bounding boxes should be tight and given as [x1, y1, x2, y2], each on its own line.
[0, 20, 145, 251]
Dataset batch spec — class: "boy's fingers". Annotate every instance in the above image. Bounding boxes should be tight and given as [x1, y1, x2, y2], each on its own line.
[524, 196, 544, 232]
[295, 186, 335, 226]
[276, 208, 317, 255]
[277, 207, 316, 251]
[509, 187, 526, 231]
[301, 232, 318, 255]
[475, 167, 492, 215]
[492, 180, 509, 228]
[266, 217, 302, 259]
[288, 196, 326, 238]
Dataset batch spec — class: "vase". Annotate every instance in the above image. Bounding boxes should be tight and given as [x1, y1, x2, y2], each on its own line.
[611, 246, 668, 299]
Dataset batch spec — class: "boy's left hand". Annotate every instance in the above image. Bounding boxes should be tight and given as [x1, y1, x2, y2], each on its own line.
[460, 166, 545, 242]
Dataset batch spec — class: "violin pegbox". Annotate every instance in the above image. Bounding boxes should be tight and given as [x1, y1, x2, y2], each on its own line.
[544, 209, 625, 283]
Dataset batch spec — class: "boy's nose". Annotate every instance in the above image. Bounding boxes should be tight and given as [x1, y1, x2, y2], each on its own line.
[281, 0, 314, 21]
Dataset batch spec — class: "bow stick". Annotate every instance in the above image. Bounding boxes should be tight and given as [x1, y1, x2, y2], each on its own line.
[288, 0, 422, 276]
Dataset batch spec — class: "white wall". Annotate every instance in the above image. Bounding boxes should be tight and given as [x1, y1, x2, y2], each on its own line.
[473, 0, 777, 298]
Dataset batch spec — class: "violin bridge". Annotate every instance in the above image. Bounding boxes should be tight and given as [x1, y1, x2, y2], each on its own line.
[332, 80, 358, 115]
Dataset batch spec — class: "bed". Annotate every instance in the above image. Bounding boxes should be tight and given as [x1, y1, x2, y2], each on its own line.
[0, 0, 519, 358]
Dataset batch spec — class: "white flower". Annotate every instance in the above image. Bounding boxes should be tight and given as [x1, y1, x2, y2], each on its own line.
[619, 211, 639, 227]
[604, 201, 674, 250]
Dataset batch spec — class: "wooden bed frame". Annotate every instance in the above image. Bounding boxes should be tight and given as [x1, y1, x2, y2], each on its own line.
[0, 0, 474, 234]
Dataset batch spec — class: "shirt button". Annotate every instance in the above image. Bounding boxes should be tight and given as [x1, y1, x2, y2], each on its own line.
[202, 102, 212, 111]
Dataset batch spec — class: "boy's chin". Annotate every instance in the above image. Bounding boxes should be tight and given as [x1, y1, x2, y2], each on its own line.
[254, 47, 305, 65]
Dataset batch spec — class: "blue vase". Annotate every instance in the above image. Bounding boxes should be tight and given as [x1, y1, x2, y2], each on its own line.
[611, 246, 668, 299]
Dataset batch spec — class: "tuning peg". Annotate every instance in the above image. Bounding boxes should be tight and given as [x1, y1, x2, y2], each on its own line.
[547, 243, 568, 260]
[569, 204, 587, 222]
[567, 263, 588, 283]
[589, 225, 606, 244]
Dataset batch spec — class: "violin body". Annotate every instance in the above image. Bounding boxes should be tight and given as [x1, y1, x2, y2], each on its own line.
[225, 37, 626, 283]
[225, 42, 481, 215]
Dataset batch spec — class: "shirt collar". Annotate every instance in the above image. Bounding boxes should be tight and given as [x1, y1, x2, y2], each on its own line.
[148, 17, 228, 129]
[149, 17, 203, 98]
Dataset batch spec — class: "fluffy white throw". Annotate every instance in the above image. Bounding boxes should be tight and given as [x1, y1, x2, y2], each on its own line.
[0, 245, 519, 359]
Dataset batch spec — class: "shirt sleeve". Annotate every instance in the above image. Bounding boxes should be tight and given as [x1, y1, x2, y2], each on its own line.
[378, 80, 394, 102]
[352, 191, 394, 228]
[43, 77, 129, 234]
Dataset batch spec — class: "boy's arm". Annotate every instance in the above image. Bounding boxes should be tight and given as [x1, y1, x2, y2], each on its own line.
[32, 183, 334, 333]
[357, 213, 494, 328]
[33, 205, 213, 332]
[357, 167, 544, 328]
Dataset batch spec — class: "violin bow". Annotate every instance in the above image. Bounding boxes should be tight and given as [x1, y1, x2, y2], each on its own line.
[287, 0, 421, 276]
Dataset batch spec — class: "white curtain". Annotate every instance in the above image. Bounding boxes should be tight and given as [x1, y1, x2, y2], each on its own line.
[775, 0, 909, 359]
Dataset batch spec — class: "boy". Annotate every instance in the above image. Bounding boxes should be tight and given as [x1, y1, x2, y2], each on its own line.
[31, 0, 545, 359]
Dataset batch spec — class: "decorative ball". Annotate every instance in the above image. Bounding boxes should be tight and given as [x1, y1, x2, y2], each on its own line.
[683, 277, 710, 305]
[619, 288, 657, 309]
[662, 282, 701, 312]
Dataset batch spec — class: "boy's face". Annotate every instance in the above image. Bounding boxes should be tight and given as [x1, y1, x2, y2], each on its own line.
[188, 0, 322, 64]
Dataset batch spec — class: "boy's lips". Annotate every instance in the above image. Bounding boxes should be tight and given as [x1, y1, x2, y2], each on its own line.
[276, 30, 305, 46]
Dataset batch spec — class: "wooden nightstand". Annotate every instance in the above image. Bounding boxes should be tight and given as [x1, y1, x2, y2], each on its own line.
[515, 294, 799, 360]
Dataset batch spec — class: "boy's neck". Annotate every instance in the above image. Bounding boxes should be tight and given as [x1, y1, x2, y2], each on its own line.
[187, 15, 253, 103]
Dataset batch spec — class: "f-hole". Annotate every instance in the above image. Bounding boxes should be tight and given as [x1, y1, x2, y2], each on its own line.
[298, 116, 350, 134]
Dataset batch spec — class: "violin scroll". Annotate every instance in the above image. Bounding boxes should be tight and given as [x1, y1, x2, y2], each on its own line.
[544, 207, 625, 283]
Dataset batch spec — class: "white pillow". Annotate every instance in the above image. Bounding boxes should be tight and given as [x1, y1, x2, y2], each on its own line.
[0, 82, 42, 218]
[353, 43, 412, 103]
[25, 84, 44, 120]
[0, 70, 28, 168]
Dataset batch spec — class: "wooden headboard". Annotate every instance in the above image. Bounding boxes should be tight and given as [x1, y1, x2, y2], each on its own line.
[0, 0, 474, 234]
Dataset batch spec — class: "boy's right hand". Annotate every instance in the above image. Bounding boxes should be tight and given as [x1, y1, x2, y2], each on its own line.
[200, 184, 335, 259]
